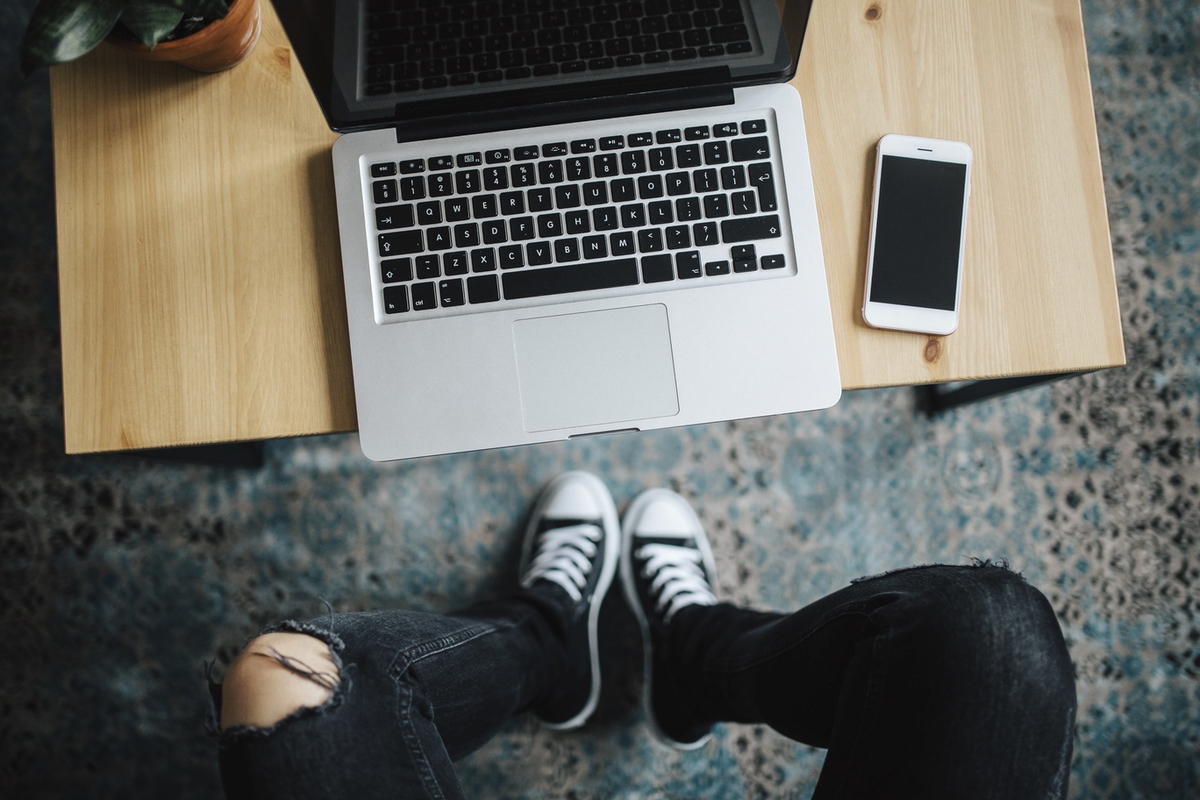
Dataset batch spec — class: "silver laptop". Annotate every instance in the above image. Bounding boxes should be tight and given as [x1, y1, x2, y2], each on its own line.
[278, 0, 840, 461]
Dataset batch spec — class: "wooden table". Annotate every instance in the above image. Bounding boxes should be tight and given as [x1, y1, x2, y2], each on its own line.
[50, 0, 1124, 454]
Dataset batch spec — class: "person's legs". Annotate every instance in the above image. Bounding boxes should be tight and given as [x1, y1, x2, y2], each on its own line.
[623, 490, 1076, 799]
[211, 471, 620, 800]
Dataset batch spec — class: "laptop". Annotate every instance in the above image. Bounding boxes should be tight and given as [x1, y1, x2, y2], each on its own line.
[275, 0, 841, 461]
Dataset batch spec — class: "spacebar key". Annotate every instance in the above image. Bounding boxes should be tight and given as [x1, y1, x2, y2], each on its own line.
[502, 258, 639, 299]
[721, 214, 782, 243]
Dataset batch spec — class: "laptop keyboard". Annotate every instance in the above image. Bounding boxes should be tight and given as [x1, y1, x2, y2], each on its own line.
[367, 113, 790, 319]
[363, 0, 754, 97]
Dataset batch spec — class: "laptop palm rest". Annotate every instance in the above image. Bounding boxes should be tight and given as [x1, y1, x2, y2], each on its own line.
[512, 305, 679, 433]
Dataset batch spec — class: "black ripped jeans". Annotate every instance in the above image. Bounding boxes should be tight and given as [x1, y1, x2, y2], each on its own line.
[211, 565, 1076, 799]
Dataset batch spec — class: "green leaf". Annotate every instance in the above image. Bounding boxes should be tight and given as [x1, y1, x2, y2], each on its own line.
[20, 0, 126, 76]
[120, 2, 184, 47]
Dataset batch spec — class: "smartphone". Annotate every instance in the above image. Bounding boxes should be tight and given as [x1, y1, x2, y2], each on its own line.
[862, 134, 972, 335]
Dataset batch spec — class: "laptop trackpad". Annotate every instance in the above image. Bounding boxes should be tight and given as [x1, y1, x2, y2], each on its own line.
[513, 304, 679, 433]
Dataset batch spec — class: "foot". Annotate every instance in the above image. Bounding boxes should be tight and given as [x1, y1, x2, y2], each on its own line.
[519, 471, 619, 730]
[620, 489, 719, 749]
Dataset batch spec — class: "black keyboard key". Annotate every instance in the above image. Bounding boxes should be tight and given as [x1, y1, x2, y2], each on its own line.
[400, 176, 425, 200]
[617, 54, 642, 66]
[372, 162, 397, 177]
[703, 140, 729, 165]
[467, 275, 500, 303]
[641, 254, 673, 283]
[593, 206, 619, 230]
[732, 136, 770, 162]
[511, 163, 537, 186]
[383, 284, 409, 313]
[515, 145, 540, 160]
[416, 254, 441, 279]
[685, 126, 710, 141]
[610, 230, 636, 255]
[500, 191, 526, 215]
[611, 178, 636, 202]
[471, 248, 497, 272]
[562, 59, 587, 72]
[649, 200, 673, 225]
[666, 172, 691, 196]
[429, 156, 454, 170]
[566, 157, 591, 181]
[444, 251, 469, 275]
[676, 251, 702, 279]
[416, 202, 441, 225]
[554, 185, 581, 209]
[427, 226, 452, 250]
[727, 41, 752, 54]
[526, 241, 553, 265]
[699, 44, 725, 57]
[537, 213, 562, 238]
[588, 57, 614, 69]
[648, 147, 674, 171]
[600, 136, 625, 150]
[379, 230, 423, 256]
[676, 143, 701, 168]
[666, 225, 691, 249]
[703, 194, 728, 218]
[456, 170, 481, 194]
[621, 203, 646, 227]
[500, 245, 524, 269]
[621, 150, 647, 174]
[748, 163, 777, 212]
[670, 48, 697, 60]
[731, 245, 756, 260]
[481, 219, 507, 243]
[510, 217, 536, 240]
[638, 175, 664, 198]
[583, 182, 608, 205]
[761, 254, 785, 270]
[486, 148, 512, 163]
[721, 214, 782, 242]
[376, 204, 415, 230]
[411, 281, 437, 310]
[565, 210, 590, 233]
[373, 179, 398, 204]
[693, 221, 718, 246]
[381, 257, 412, 284]
[472, 194, 498, 218]
[733, 258, 757, 273]
[656, 129, 682, 144]
[594, 153, 620, 178]
[542, 142, 569, 156]
[629, 132, 654, 147]
[554, 238, 581, 262]
[676, 197, 701, 221]
[705, 259, 730, 276]
[583, 235, 607, 259]
[741, 119, 767, 134]
[720, 165, 746, 190]
[638, 228, 664, 252]
[503, 258, 639, 299]
[542, 160, 564, 183]
[694, 169, 718, 192]
[484, 167, 509, 190]
[571, 139, 597, 153]
[710, 25, 748, 44]
[445, 198, 470, 221]
[454, 223, 479, 248]
[429, 173, 453, 196]
[528, 188, 553, 211]
[644, 50, 670, 63]
[713, 122, 738, 137]
[732, 190, 756, 215]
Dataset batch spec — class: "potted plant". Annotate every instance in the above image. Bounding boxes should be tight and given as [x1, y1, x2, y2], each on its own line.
[20, 0, 262, 76]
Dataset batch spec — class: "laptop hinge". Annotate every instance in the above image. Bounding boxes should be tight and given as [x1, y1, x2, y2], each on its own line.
[393, 69, 735, 143]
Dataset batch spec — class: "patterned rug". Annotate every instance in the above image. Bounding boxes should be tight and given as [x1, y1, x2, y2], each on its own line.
[0, 0, 1196, 797]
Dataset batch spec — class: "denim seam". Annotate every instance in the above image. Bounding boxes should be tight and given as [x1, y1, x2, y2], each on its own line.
[397, 678, 447, 800]
[697, 605, 880, 675]
[833, 610, 892, 800]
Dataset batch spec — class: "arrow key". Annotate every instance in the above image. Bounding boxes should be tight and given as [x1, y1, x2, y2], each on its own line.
[732, 136, 771, 162]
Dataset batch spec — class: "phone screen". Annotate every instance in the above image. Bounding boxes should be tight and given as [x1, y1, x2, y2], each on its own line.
[869, 155, 967, 311]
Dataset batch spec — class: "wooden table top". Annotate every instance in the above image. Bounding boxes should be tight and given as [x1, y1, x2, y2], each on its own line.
[50, 0, 1124, 454]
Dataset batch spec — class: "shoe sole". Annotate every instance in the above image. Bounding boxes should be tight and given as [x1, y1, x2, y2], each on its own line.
[521, 471, 621, 731]
[620, 488, 718, 751]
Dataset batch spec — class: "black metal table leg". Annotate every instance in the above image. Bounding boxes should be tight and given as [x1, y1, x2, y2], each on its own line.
[916, 372, 1088, 416]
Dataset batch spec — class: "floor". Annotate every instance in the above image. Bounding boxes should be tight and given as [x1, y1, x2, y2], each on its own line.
[1, 0, 1197, 797]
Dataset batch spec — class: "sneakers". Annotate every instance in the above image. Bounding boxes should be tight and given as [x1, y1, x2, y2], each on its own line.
[519, 471, 620, 730]
[620, 488, 719, 749]
[519, 475, 718, 746]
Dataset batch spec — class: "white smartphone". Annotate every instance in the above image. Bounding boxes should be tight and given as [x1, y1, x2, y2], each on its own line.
[862, 134, 973, 335]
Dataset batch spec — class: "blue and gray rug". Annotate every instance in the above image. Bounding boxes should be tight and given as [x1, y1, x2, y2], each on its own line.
[0, 0, 1196, 797]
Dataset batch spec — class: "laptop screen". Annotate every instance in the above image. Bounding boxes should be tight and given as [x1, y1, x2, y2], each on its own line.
[274, 0, 813, 134]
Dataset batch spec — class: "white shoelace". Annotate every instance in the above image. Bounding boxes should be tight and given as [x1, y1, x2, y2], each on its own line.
[521, 523, 601, 602]
[637, 543, 717, 623]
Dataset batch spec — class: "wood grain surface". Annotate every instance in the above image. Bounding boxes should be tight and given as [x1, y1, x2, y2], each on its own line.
[50, 0, 1124, 453]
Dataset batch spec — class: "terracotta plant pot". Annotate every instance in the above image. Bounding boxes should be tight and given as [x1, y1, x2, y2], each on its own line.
[106, 0, 262, 73]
